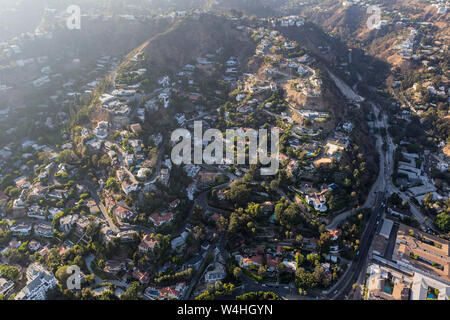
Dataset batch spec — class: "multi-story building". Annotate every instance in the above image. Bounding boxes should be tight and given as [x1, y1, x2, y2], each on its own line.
[393, 223, 449, 283]
[15, 263, 57, 300]
[0, 277, 14, 297]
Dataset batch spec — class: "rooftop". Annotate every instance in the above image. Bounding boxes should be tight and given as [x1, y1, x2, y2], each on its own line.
[393, 223, 450, 282]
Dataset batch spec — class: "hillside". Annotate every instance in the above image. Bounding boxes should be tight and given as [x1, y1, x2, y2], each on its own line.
[296, 0, 449, 70]
[119, 15, 256, 77]
[0, 17, 171, 108]
[0, 0, 46, 42]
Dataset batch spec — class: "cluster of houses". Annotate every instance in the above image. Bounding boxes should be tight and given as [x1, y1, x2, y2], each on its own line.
[235, 23, 355, 190]
[0, 27, 53, 74]
[235, 246, 297, 274]
[366, 220, 450, 300]
[384, 4, 449, 221]
[395, 28, 418, 60]
[233, 240, 341, 283]
[4, 4, 446, 300]
[144, 282, 187, 300]
[392, 143, 449, 208]
[14, 263, 57, 300]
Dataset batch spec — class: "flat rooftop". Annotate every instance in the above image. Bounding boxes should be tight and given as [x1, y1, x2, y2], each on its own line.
[411, 272, 450, 300]
[393, 223, 450, 282]
[380, 219, 394, 239]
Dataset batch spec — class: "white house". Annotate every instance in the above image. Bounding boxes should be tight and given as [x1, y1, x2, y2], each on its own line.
[94, 121, 109, 140]
[204, 262, 226, 284]
[171, 231, 189, 252]
[59, 214, 80, 234]
[306, 191, 328, 212]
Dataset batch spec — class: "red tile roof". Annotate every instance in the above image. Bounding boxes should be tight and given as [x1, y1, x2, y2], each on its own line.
[130, 123, 142, 133]
[328, 229, 341, 239]
[243, 255, 263, 266]
[139, 234, 159, 252]
[132, 269, 150, 283]
[266, 254, 280, 269]
[149, 211, 174, 227]
[114, 206, 135, 220]
[169, 199, 180, 209]
[158, 282, 186, 299]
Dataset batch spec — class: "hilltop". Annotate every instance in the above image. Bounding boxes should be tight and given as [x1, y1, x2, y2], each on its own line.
[118, 15, 256, 78]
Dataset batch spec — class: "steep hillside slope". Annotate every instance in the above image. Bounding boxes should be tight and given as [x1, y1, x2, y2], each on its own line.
[296, 0, 449, 69]
[120, 15, 256, 76]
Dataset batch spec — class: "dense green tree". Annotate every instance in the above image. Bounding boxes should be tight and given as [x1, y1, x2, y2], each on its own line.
[0, 265, 20, 281]
[226, 182, 251, 208]
[121, 281, 140, 300]
[435, 212, 450, 233]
